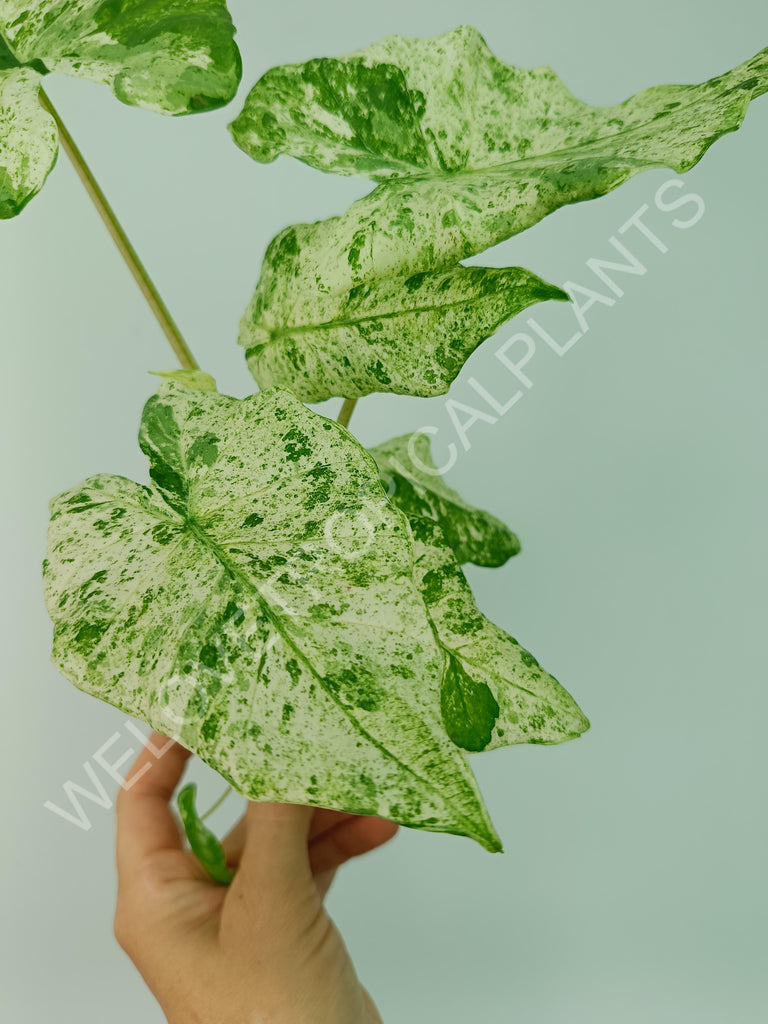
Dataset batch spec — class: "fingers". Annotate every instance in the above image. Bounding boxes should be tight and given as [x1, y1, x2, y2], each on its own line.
[235, 802, 315, 888]
[308, 816, 399, 877]
[309, 808, 357, 841]
[116, 731, 192, 879]
[222, 806, 357, 865]
[222, 806, 399, 882]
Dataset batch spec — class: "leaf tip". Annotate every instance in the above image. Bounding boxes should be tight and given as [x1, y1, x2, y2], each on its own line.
[477, 823, 504, 854]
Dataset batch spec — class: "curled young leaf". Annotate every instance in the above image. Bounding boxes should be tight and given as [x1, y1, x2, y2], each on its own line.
[0, 0, 242, 216]
[241, 240, 566, 401]
[370, 431, 519, 568]
[149, 369, 219, 392]
[44, 381, 501, 852]
[177, 782, 233, 885]
[411, 517, 590, 752]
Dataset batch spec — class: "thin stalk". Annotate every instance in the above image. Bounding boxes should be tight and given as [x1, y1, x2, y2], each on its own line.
[38, 88, 198, 371]
[337, 398, 358, 429]
[201, 785, 233, 822]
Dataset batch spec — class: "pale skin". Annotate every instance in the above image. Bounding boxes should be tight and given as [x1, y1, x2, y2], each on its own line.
[114, 733, 398, 1023]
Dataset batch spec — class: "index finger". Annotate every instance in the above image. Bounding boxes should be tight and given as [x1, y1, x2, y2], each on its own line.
[116, 731, 192, 879]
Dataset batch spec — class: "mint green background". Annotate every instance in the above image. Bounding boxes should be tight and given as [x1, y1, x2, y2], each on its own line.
[1, 2, 767, 1020]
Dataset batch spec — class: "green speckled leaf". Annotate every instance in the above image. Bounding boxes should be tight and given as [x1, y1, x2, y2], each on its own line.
[231, 27, 767, 398]
[241, 221, 566, 401]
[233, 28, 766, 401]
[43, 381, 501, 851]
[371, 432, 519, 568]
[0, 36, 56, 218]
[411, 517, 589, 752]
[0, 0, 240, 217]
[231, 24, 767, 196]
[177, 782, 233, 885]
[0, 0, 241, 114]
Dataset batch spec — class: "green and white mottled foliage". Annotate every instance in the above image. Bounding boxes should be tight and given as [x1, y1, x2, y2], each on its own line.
[44, 381, 503, 851]
[39, 22, 766, 859]
[0, 0, 241, 217]
[370, 431, 520, 568]
[411, 517, 589, 752]
[240, 243, 567, 401]
[232, 23, 767, 193]
[0, 31, 55, 217]
[231, 25, 767, 401]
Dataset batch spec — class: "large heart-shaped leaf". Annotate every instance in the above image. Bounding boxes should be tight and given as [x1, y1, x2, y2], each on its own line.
[411, 517, 589, 752]
[43, 382, 501, 851]
[231, 26, 766, 400]
[241, 236, 566, 401]
[0, 0, 241, 217]
[370, 431, 519, 568]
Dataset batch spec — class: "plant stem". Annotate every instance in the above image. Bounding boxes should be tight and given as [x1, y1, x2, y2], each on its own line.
[201, 785, 233, 822]
[38, 88, 199, 371]
[337, 398, 358, 429]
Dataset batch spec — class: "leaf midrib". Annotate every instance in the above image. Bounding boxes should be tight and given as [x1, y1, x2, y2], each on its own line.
[181, 516, 490, 843]
[365, 56, 766, 183]
[255, 280, 538, 344]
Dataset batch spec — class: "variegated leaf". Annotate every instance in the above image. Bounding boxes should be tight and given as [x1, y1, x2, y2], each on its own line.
[371, 431, 520, 568]
[177, 783, 233, 885]
[0, 34, 55, 218]
[0, 0, 241, 216]
[232, 27, 766, 400]
[241, 228, 566, 401]
[231, 24, 767, 198]
[411, 517, 589, 752]
[0, 0, 241, 113]
[44, 382, 501, 851]
[234, 25, 768, 401]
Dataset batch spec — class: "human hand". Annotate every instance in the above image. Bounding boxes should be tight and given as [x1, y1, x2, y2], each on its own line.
[113, 733, 398, 1023]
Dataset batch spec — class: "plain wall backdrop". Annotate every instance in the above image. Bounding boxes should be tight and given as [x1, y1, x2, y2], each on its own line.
[1, 1, 766, 1020]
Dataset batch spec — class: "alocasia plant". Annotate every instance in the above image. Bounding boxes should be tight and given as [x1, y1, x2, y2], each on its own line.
[3, 15, 764, 862]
